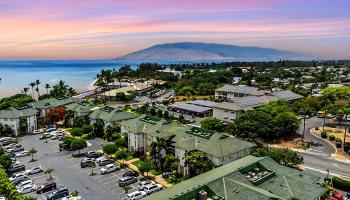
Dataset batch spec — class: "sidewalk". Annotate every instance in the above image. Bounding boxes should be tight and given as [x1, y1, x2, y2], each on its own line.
[117, 158, 173, 188]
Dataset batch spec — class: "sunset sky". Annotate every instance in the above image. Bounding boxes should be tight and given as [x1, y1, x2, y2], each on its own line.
[0, 0, 349, 59]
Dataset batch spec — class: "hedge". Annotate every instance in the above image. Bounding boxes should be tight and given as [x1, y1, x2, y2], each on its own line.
[329, 135, 335, 141]
[0, 166, 35, 200]
[332, 176, 350, 191]
[70, 128, 83, 137]
[321, 131, 328, 138]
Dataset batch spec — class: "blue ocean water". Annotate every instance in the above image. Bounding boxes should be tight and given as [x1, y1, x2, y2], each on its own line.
[0, 60, 183, 98]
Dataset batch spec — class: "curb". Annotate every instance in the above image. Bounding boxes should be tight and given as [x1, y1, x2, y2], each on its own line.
[309, 128, 337, 154]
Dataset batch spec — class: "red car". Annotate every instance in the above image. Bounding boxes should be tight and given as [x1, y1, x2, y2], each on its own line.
[36, 181, 56, 194]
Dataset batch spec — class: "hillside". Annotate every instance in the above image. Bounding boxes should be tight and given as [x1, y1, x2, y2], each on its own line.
[117, 42, 309, 61]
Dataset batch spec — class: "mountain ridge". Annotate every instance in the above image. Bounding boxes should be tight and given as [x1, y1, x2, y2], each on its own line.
[117, 42, 310, 61]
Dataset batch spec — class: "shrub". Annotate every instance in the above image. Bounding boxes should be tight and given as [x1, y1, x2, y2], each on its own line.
[103, 144, 118, 155]
[321, 131, 328, 138]
[336, 142, 342, 148]
[70, 128, 83, 137]
[345, 142, 350, 152]
[82, 125, 93, 134]
[335, 138, 342, 143]
[332, 176, 350, 191]
[329, 135, 335, 141]
[348, 150, 350, 155]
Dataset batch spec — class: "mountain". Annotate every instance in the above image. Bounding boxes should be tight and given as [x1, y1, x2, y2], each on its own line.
[117, 42, 310, 61]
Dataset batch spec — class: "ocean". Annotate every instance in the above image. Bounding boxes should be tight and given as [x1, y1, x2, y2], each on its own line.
[0, 60, 185, 98]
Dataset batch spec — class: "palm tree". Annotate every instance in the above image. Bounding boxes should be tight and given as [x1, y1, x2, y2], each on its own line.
[341, 105, 350, 150]
[87, 162, 96, 176]
[45, 84, 51, 95]
[28, 147, 38, 162]
[35, 79, 41, 99]
[29, 82, 36, 99]
[23, 87, 29, 95]
[298, 106, 314, 142]
[44, 168, 54, 180]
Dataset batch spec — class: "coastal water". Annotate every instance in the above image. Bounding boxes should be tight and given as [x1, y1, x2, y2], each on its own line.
[0, 60, 185, 98]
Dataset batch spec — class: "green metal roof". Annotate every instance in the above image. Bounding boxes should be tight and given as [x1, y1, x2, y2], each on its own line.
[30, 96, 76, 109]
[65, 102, 97, 114]
[0, 107, 38, 118]
[88, 106, 137, 122]
[144, 156, 326, 200]
[121, 116, 255, 158]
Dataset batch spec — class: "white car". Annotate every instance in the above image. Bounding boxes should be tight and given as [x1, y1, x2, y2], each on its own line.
[16, 151, 29, 158]
[62, 195, 83, 200]
[126, 191, 147, 200]
[138, 180, 155, 190]
[25, 166, 43, 175]
[143, 184, 163, 195]
[100, 164, 118, 175]
[0, 196, 7, 200]
[17, 184, 35, 194]
[16, 180, 33, 189]
[9, 173, 26, 182]
[32, 130, 42, 135]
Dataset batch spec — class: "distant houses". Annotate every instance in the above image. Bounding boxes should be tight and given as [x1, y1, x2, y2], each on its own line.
[215, 84, 267, 101]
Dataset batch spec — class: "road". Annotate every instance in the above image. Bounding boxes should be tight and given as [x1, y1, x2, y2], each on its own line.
[297, 117, 350, 177]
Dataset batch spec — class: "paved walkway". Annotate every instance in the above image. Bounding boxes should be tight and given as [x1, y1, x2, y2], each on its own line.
[117, 158, 173, 188]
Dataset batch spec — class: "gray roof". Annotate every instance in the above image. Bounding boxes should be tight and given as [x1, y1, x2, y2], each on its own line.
[213, 102, 243, 111]
[234, 96, 278, 110]
[171, 102, 212, 113]
[191, 100, 216, 108]
[216, 84, 266, 96]
[272, 90, 303, 101]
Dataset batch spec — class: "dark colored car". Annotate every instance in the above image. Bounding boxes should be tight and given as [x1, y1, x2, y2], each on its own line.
[118, 176, 137, 187]
[97, 158, 114, 166]
[11, 176, 29, 185]
[85, 151, 102, 158]
[46, 187, 69, 200]
[123, 170, 139, 177]
[162, 172, 171, 179]
[36, 181, 57, 194]
[7, 164, 25, 173]
[80, 158, 95, 168]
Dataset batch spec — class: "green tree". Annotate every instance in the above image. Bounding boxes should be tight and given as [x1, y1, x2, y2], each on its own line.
[44, 168, 55, 180]
[115, 150, 128, 164]
[253, 147, 303, 168]
[298, 106, 314, 141]
[71, 138, 87, 155]
[163, 111, 170, 119]
[274, 112, 300, 137]
[86, 162, 96, 176]
[139, 161, 152, 176]
[149, 107, 156, 116]
[200, 117, 224, 131]
[123, 185, 132, 194]
[103, 144, 118, 155]
[185, 150, 214, 177]
[0, 154, 12, 169]
[163, 154, 179, 172]
[93, 119, 105, 137]
[28, 147, 38, 162]
[73, 116, 86, 128]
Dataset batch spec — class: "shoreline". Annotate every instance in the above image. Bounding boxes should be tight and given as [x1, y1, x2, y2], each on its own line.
[87, 78, 97, 90]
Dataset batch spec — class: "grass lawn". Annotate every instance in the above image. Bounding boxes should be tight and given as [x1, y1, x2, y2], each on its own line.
[131, 160, 143, 168]
[131, 160, 163, 175]
[320, 127, 350, 142]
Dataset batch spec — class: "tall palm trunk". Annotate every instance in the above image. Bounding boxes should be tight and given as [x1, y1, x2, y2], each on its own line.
[344, 114, 348, 150]
[302, 117, 306, 142]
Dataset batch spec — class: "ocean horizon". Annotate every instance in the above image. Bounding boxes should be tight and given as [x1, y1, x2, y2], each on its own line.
[0, 59, 191, 99]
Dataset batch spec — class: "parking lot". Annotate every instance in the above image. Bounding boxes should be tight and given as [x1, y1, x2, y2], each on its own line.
[13, 134, 140, 200]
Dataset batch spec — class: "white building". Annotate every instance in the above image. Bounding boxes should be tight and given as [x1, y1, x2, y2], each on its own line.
[0, 106, 38, 136]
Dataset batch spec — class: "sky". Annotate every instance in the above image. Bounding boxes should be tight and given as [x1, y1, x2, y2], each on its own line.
[0, 0, 349, 59]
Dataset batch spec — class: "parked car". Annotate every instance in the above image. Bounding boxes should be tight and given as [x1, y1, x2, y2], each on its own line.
[16, 180, 34, 189]
[100, 164, 119, 175]
[12, 176, 29, 185]
[62, 195, 82, 200]
[85, 151, 102, 158]
[143, 184, 163, 194]
[32, 130, 42, 135]
[25, 166, 43, 175]
[123, 170, 139, 177]
[39, 133, 51, 140]
[162, 172, 171, 179]
[126, 191, 147, 200]
[9, 172, 26, 182]
[17, 184, 35, 194]
[36, 181, 57, 194]
[16, 151, 29, 158]
[46, 187, 69, 200]
[80, 158, 95, 168]
[8, 164, 25, 173]
[46, 128, 57, 132]
[96, 157, 114, 166]
[138, 180, 155, 190]
[118, 176, 137, 187]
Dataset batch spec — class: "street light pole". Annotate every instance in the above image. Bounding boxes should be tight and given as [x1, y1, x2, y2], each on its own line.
[326, 169, 330, 179]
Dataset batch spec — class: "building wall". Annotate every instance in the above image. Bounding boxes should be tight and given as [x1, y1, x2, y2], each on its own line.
[27, 115, 37, 133]
[0, 118, 19, 135]
[213, 107, 240, 122]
